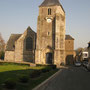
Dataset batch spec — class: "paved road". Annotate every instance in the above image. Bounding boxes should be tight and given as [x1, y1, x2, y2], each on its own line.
[36, 67, 90, 90]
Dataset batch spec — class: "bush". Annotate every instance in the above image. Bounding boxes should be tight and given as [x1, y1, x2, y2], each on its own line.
[42, 69, 50, 73]
[19, 75, 29, 83]
[41, 68, 50, 73]
[41, 66, 53, 73]
[30, 70, 41, 78]
[36, 64, 56, 70]
[4, 78, 16, 89]
[0, 51, 4, 60]
[49, 65, 56, 69]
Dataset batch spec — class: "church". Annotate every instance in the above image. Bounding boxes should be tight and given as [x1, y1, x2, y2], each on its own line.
[5, 0, 75, 66]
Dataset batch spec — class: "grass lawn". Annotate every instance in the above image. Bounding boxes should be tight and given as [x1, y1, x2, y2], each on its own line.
[0, 63, 58, 90]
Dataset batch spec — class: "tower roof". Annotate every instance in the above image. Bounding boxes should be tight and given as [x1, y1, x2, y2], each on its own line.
[65, 35, 74, 40]
[39, 0, 61, 7]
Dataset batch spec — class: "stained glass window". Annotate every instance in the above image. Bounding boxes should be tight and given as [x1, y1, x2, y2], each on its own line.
[26, 37, 33, 50]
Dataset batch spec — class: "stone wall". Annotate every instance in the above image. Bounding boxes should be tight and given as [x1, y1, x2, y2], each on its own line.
[15, 28, 36, 62]
[15, 40, 23, 62]
[65, 40, 74, 51]
[5, 51, 15, 61]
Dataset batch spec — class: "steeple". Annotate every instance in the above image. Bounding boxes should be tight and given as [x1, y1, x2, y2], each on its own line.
[39, 0, 61, 7]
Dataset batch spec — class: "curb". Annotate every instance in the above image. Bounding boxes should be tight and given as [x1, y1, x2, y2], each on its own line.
[32, 69, 62, 90]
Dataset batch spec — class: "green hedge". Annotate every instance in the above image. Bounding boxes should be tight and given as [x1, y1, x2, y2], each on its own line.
[0, 62, 30, 66]
[36, 64, 56, 69]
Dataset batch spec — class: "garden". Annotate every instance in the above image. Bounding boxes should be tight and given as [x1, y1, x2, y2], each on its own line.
[0, 62, 58, 90]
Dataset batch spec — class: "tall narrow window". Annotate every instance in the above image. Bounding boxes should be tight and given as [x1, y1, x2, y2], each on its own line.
[26, 37, 33, 50]
[50, 9, 51, 15]
[60, 35, 64, 48]
[48, 8, 51, 15]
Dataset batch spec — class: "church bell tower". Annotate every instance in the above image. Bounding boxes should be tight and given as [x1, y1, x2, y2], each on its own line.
[35, 0, 66, 66]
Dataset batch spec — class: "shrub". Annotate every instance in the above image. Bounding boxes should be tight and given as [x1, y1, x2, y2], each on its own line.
[41, 66, 52, 73]
[30, 70, 41, 78]
[4, 78, 16, 89]
[41, 68, 49, 73]
[0, 51, 4, 60]
[45, 65, 56, 70]
[19, 75, 29, 83]
[51, 65, 56, 69]
[36, 65, 56, 70]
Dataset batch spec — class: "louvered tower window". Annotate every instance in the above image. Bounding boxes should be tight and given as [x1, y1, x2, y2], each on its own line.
[48, 8, 51, 15]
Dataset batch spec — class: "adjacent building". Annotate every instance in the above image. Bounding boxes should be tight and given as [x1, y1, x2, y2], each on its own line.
[65, 35, 75, 65]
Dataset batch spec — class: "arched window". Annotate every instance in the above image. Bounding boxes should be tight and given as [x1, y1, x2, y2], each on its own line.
[26, 37, 33, 50]
[48, 8, 51, 15]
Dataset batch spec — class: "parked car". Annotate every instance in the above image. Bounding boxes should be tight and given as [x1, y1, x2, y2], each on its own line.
[82, 60, 88, 68]
[86, 63, 90, 71]
[74, 61, 81, 67]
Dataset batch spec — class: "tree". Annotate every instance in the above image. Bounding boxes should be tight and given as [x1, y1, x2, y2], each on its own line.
[75, 47, 84, 61]
[0, 33, 5, 60]
[0, 33, 5, 51]
[75, 47, 84, 55]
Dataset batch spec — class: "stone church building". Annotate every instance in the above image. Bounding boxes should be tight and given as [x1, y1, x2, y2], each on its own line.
[5, 0, 75, 66]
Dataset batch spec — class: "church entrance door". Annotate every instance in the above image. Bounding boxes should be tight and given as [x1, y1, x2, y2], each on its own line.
[46, 53, 52, 64]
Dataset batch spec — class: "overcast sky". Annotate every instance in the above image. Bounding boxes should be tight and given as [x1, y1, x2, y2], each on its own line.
[0, 0, 90, 49]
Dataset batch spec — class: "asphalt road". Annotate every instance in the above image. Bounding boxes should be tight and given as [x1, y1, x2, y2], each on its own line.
[37, 66, 90, 90]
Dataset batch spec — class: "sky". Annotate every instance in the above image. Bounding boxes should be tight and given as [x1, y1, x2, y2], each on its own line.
[0, 0, 90, 49]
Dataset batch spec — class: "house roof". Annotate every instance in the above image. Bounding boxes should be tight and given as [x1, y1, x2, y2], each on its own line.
[5, 34, 21, 51]
[65, 35, 74, 40]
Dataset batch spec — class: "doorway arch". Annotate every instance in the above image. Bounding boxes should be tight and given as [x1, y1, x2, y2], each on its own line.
[46, 52, 52, 64]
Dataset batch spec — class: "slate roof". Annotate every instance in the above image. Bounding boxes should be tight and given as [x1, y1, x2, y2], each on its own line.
[39, 0, 65, 12]
[5, 34, 22, 51]
[40, 0, 61, 6]
[65, 35, 74, 40]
